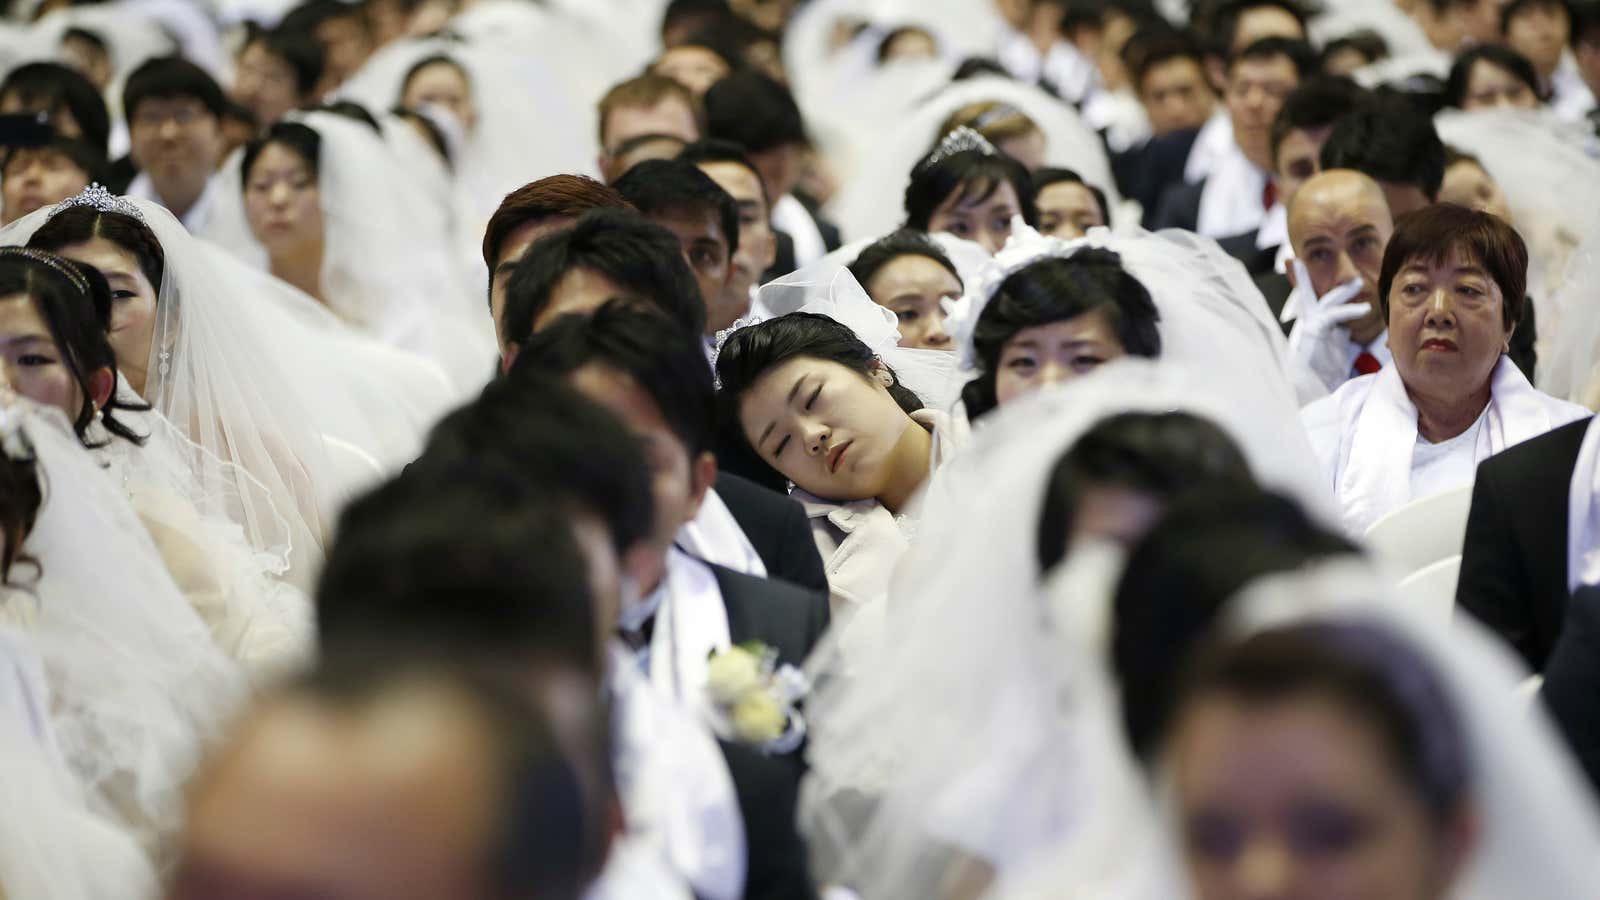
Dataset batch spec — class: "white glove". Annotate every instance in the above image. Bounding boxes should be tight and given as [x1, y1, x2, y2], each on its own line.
[1285, 259, 1369, 404]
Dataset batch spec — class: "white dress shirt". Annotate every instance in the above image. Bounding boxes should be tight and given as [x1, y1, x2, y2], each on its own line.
[126, 171, 219, 235]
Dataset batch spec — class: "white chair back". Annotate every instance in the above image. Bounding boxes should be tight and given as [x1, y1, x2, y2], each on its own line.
[1362, 484, 1475, 574]
[1396, 555, 1461, 625]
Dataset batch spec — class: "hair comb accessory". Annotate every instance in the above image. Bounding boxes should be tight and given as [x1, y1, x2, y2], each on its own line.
[0, 247, 92, 298]
[47, 183, 145, 223]
[925, 126, 998, 166]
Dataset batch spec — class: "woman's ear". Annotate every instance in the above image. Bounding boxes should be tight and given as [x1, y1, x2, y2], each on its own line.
[870, 359, 894, 388]
[87, 367, 116, 410]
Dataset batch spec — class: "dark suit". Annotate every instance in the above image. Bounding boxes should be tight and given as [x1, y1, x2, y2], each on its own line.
[1216, 229, 1279, 277]
[1151, 177, 1204, 233]
[1457, 416, 1593, 671]
[1510, 299, 1539, 383]
[715, 472, 828, 595]
[1112, 127, 1200, 229]
[711, 563, 828, 900]
[1256, 271, 1293, 330]
[1542, 584, 1600, 797]
[765, 230, 798, 283]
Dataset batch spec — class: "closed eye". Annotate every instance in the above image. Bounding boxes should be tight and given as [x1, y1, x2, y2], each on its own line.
[774, 435, 790, 457]
[805, 384, 821, 410]
[18, 353, 53, 366]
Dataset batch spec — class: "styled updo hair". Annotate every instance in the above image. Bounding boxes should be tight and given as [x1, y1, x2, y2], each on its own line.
[715, 312, 923, 452]
[1035, 411, 1255, 571]
[0, 250, 146, 446]
[847, 229, 963, 295]
[962, 249, 1162, 419]
[937, 101, 1040, 152]
[29, 205, 166, 294]
[0, 450, 40, 584]
[1174, 621, 1472, 824]
[240, 120, 322, 187]
[401, 53, 472, 99]
[903, 146, 1038, 233]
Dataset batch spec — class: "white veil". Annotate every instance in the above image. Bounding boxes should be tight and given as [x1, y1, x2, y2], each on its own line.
[1433, 109, 1600, 405]
[3, 191, 457, 585]
[3, 399, 243, 861]
[829, 75, 1120, 244]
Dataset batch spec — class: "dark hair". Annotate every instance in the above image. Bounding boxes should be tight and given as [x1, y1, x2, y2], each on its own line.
[221, 98, 259, 130]
[307, 99, 380, 132]
[1128, 30, 1209, 94]
[1111, 486, 1360, 760]
[903, 148, 1039, 233]
[703, 70, 806, 153]
[318, 461, 599, 673]
[877, 25, 938, 62]
[661, 0, 734, 41]
[420, 369, 655, 557]
[1036, 411, 1254, 571]
[0, 62, 110, 154]
[612, 157, 740, 258]
[28, 206, 166, 295]
[1172, 621, 1472, 823]
[279, 0, 369, 36]
[274, 653, 605, 900]
[0, 249, 147, 445]
[1503, 0, 1572, 34]
[1225, 35, 1317, 80]
[513, 300, 715, 457]
[482, 176, 631, 273]
[677, 137, 770, 205]
[1216, 0, 1310, 51]
[243, 24, 327, 99]
[1319, 100, 1446, 200]
[847, 229, 962, 295]
[1444, 44, 1544, 108]
[240, 120, 321, 188]
[60, 25, 108, 57]
[1033, 167, 1110, 226]
[715, 312, 923, 465]
[400, 53, 470, 101]
[1267, 75, 1369, 166]
[950, 57, 1011, 81]
[122, 56, 228, 124]
[0, 450, 40, 584]
[389, 105, 451, 166]
[665, 28, 747, 75]
[1323, 29, 1390, 69]
[1377, 203, 1528, 332]
[503, 208, 706, 345]
[1573, 1, 1600, 48]
[962, 250, 1162, 419]
[1, 137, 106, 186]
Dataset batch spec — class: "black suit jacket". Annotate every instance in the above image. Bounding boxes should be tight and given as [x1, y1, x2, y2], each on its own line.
[1216, 229, 1279, 277]
[1457, 416, 1593, 671]
[1256, 271, 1293, 331]
[1112, 128, 1200, 229]
[1542, 584, 1600, 797]
[1510, 298, 1538, 383]
[715, 472, 828, 595]
[1151, 177, 1204, 233]
[714, 562, 830, 668]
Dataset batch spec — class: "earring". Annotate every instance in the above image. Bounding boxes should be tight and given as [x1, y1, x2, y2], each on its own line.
[157, 349, 172, 377]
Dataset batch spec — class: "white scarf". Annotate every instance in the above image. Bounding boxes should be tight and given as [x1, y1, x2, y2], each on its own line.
[1334, 357, 1588, 534]
[647, 549, 733, 721]
[1566, 416, 1600, 592]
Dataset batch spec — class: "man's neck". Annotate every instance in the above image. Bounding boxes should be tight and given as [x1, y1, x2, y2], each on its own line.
[153, 175, 207, 221]
[1410, 380, 1493, 444]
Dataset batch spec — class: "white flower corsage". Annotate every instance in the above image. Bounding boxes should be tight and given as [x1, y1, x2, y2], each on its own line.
[705, 642, 809, 754]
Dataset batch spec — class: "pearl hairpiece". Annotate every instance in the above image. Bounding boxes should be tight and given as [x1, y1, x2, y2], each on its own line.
[0, 247, 92, 298]
[48, 183, 145, 223]
[925, 126, 999, 166]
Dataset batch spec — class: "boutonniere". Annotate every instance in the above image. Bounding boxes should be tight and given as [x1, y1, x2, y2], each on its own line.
[705, 642, 808, 753]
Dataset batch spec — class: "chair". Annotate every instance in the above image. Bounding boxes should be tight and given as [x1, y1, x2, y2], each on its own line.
[1396, 555, 1461, 625]
[1362, 484, 1476, 575]
[318, 434, 385, 527]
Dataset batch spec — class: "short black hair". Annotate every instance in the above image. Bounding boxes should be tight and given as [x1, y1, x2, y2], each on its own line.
[963, 249, 1162, 420]
[847, 229, 963, 294]
[318, 461, 600, 675]
[1127, 29, 1208, 93]
[1318, 99, 1446, 199]
[1323, 29, 1389, 68]
[1444, 44, 1544, 108]
[420, 369, 656, 558]
[243, 24, 327, 99]
[514, 300, 715, 457]
[1225, 35, 1317, 80]
[279, 0, 368, 35]
[1268, 75, 1370, 166]
[1111, 485, 1361, 761]
[241, 120, 320, 188]
[661, 0, 734, 41]
[1, 136, 106, 187]
[1572, 0, 1600, 48]
[1502, 0, 1572, 33]
[903, 148, 1039, 233]
[502, 208, 707, 343]
[123, 56, 228, 124]
[0, 62, 110, 154]
[1033, 166, 1110, 226]
[668, 27, 747, 75]
[1215, 0, 1310, 51]
[678, 137, 770, 205]
[612, 157, 740, 258]
[703, 70, 806, 153]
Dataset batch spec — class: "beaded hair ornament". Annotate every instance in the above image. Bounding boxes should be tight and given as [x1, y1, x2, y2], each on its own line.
[0, 246, 92, 298]
[47, 183, 146, 224]
[924, 126, 999, 167]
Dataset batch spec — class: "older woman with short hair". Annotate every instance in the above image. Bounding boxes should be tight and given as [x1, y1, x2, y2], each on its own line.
[1302, 203, 1588, 534]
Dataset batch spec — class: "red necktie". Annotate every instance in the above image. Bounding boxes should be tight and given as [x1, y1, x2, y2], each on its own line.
[1262, 180, 1277, 211]
[1354, 352, 1383, 376]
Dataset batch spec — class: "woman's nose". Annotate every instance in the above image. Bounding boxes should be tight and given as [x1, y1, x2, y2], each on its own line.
[804, 422, 830, 455]
[1425, 289, 1457, 326]
[923, 321, 952, 348]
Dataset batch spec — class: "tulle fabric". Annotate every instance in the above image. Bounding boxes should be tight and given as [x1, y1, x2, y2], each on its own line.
[1434, 109, 1600, 407]
[3, 194, 458, 585]
[0, 628, 159, 900]
[3, 400, 244, 865]
[206, 110, 497, 395]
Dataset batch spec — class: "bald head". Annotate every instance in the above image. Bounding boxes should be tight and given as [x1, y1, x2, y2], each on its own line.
[1287, 170, 1393, 341]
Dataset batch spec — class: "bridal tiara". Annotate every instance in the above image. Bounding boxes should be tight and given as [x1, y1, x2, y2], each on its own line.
[0, 246, 93, 297]
[49, 183, 145, 223]
[925, 126, 999, 166]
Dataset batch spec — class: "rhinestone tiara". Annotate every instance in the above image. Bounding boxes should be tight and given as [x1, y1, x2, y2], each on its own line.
[925, 125, 999, 167]
[47, 183, 145, 223]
